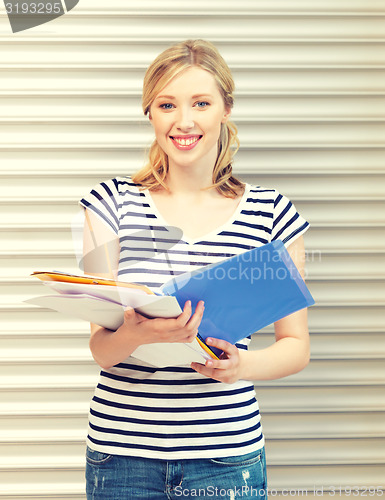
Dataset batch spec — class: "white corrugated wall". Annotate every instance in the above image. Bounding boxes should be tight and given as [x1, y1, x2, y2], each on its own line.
[0, 1, 384, 498]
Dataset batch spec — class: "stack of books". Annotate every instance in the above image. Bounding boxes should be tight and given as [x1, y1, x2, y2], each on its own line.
[26, 240, 315, 367]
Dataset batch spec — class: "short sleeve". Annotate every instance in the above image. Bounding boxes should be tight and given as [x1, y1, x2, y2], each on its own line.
[79, 178, 120, 235]
[271, 191, 310, 247]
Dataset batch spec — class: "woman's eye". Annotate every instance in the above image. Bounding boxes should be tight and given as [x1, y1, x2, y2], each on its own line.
[159, 103, 174, 110]
[195, 101, 209, 108]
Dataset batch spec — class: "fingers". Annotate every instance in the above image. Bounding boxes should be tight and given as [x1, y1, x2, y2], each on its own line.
[170, 300, 204, 342]
[180, 300, 194, 322]
[123, 306, 135, 322]
[123, 301, 205, 344]
[169, 300, 204, 335]
[177, 300, 204, 324]
[206, 337, 238, 360]
[191, 338, 241, 383]
[185, 300, 205, 332]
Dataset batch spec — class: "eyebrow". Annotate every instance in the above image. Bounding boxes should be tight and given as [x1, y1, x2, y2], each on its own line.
[154, 94, 214, 100]
[154, 95, 174, 100]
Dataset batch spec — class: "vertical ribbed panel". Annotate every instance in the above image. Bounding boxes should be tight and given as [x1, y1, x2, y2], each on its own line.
[0, 1, 384, 497]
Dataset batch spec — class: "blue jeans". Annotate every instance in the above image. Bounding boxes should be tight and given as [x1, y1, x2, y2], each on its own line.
[86, 446, 268, 499]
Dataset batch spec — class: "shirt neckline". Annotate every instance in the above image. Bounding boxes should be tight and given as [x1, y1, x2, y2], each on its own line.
[142, 183, 250, 246]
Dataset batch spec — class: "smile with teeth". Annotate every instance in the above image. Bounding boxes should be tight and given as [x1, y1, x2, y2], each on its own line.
[170, 135, 202, 149]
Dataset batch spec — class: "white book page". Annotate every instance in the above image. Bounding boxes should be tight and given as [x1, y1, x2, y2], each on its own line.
[41, 281, 182, 318]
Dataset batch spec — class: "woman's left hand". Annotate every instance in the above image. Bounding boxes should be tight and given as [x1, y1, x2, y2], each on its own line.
[191, 337, 243, 384]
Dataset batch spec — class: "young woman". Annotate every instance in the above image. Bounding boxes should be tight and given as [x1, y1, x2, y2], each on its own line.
[80, 39, 310, 499]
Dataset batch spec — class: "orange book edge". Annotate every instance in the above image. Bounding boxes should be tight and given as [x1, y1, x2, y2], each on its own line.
[196, 336, 219, 361]
[31, 271, 155, 295]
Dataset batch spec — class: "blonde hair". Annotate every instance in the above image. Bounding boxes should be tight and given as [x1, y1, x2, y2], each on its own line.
[132, 39, 244, 198]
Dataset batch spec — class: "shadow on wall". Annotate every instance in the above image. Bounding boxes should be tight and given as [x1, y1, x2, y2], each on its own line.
[4, 0, 79, 33]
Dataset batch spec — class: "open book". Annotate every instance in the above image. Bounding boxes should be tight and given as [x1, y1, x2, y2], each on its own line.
[26, 240, 315, 367]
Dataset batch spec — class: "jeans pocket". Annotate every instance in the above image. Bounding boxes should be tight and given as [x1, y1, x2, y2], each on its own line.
[209, 448, 263, 467]
[85, 446, 114, 466]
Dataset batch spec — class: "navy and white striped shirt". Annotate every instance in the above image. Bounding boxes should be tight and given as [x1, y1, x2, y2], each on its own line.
[79, 176, 309, 459]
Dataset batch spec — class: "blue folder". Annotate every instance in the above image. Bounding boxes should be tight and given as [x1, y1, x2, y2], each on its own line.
[162, 240, 315, 355]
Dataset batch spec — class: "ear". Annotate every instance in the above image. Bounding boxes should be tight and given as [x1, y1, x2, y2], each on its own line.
[147, 104, 153, 122]
[221, 106, 231, 124]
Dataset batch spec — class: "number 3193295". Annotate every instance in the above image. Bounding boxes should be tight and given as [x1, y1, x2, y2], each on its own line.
[5, 3, 62, 14]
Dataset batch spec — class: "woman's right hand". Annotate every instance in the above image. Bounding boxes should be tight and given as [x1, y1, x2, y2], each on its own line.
[116, 300, 205, 346]
[89, 300, 205, 369]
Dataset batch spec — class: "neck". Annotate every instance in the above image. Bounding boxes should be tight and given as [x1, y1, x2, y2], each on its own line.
[164, 164, 215, 197]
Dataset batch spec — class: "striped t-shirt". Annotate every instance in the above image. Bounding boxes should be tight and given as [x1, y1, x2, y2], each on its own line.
[79, 176, 309, 460]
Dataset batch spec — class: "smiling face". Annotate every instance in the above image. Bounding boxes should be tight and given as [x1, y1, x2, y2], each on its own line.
[149, 66, 231, 173]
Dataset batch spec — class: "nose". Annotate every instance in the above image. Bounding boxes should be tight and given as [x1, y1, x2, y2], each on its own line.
[176, 106, 194, 131]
